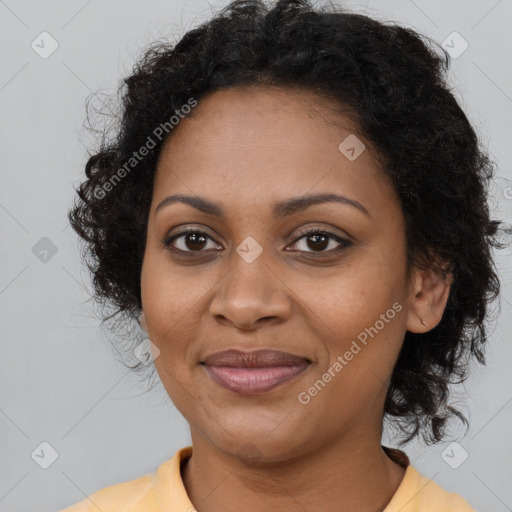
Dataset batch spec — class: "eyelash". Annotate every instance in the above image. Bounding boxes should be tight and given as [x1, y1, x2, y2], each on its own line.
[163, 227, 353, 257]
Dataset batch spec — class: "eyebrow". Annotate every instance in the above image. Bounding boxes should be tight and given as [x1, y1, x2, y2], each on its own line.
[155, 192, 371, 218]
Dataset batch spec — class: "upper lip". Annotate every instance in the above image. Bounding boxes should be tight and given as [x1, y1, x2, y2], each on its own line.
[201, 349, 311, 367]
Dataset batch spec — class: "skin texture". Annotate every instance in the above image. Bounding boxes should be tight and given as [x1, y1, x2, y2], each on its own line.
[140, 85, 453, 512]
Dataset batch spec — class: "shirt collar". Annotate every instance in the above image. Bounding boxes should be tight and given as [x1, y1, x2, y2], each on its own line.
[154, 445, 413, 510]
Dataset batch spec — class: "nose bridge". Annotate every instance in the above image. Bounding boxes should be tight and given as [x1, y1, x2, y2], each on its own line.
[209, 243, 290, 328]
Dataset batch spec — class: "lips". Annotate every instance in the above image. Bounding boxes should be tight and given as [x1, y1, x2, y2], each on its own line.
[202, 349, 311, 367]
[201, 349, 311, 394]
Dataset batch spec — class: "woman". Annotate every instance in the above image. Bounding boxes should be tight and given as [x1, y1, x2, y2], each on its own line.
[61, 0, 506, 510]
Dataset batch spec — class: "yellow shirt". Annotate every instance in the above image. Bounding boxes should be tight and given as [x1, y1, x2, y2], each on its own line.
[59, 445, 476, 511]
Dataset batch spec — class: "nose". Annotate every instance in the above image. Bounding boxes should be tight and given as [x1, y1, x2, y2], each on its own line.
[209, 249, 292, 331]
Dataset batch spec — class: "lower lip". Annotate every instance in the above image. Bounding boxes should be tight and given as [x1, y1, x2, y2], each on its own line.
[203, 364, 310, 394]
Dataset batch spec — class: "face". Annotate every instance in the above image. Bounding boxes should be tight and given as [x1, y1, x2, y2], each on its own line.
[141, 86, 428, 462]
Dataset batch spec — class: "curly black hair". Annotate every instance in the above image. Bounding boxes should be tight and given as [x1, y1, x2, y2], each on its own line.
[68, 0, 508, 446]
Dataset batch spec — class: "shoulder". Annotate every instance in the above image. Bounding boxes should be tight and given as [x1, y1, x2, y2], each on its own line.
[415, 469, 477, 511]
[382, 446, 477, 512]
[386, 464, 477, 512]
[58, 446, 193, 512]
[58, 471, 160, 512]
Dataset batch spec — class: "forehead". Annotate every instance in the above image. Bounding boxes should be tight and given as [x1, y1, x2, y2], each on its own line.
[152, 86, 396, 217]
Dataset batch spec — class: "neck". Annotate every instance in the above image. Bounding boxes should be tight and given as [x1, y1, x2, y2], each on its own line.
[181, 428, 406, 512]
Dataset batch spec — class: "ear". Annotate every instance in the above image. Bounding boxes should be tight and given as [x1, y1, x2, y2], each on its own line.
[405, 263, 453, 333]
[138, 311, 148, 332]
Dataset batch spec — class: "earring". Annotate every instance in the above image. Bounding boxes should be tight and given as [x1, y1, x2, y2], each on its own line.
[138, 311, 147, 331]
[420, 319, 428, 326]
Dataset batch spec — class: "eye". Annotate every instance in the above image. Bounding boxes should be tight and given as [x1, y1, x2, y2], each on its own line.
[163, 227, 353, 256]
[163, 228, 222, 253]
[287, 228, 353, 254]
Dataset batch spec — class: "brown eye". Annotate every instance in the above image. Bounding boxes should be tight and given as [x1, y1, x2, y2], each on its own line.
[164, 229, 222, 253]
[288, 229, 353, 254]
[303, 232, 330, 251]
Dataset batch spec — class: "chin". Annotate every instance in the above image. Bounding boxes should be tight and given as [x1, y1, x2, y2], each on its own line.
[198, 419, 311, 465]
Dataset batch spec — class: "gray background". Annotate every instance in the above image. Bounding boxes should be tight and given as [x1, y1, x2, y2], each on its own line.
[1, 0, 511, 511]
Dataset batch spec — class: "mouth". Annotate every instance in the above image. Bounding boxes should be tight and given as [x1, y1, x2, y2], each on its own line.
[200, 349, 312, 395]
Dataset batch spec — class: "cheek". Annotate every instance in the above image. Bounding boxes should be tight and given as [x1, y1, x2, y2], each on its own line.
[296, 296, 405, 430]
[290, 247, 407, 382]
[141, 255, 191, 381]
[140, 249, 222, 394]
[141, 249, 207, 333]
[290, 253, 405, 337]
